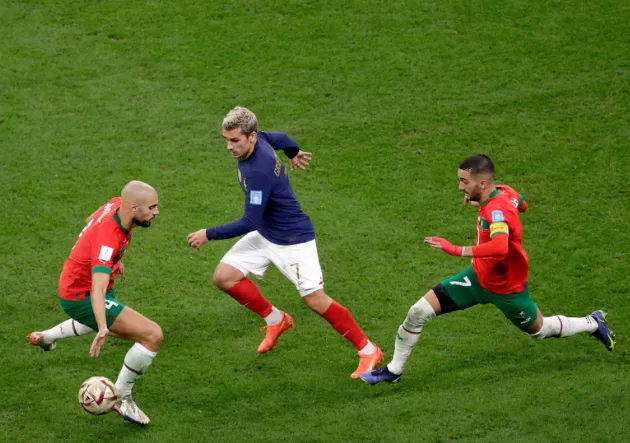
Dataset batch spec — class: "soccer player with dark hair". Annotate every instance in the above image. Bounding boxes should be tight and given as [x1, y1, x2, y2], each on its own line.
[362, 154, 615, 385]
[186, 106, 383, 379]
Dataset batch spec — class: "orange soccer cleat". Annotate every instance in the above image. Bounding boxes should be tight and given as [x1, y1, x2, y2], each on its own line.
[350, 345, 383, 379]
[257, 312, 294, 353]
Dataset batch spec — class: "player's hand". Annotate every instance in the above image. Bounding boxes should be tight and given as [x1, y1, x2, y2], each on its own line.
[291, 150, 312, 171]
[424, 237, 463, 256]
[463, 194, 480, 207]
[90, 328, 109, 357]
[187, 229, 210, 249]
[118, 261, 126, 282]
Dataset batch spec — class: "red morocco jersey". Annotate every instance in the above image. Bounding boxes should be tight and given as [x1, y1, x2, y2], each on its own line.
[58, 198, 132, 300]
[472, 187, 528, 294]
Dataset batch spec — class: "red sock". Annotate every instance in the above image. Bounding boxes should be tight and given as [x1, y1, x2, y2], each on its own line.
[321, 300, 369, 351]
[226, 279, 273, 319]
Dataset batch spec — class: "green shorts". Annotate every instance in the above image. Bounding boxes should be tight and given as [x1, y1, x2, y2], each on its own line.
[440, 266, 538, 330]
[59, 290, 126, 331]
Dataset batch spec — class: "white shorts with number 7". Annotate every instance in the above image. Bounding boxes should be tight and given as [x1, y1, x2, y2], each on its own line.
[220, 231, 324, 297]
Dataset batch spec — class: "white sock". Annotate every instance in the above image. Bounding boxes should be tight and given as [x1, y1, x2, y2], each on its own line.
[531, 315, 598, 339]
[556, 315, 598, 337]
[42, 319, 93, 343]
[387, 325, 422, 375]
[386, 297, 436, 374]
[359, 341, 376, 355]
[264, 307, 283, 326]
[115, 343, 158, 397]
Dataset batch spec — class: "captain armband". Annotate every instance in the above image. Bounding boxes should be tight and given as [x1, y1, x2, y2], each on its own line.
[489, 222, 509, 238]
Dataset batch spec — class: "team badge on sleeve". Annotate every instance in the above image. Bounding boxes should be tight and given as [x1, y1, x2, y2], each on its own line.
[98, 246, 114, 261]
[491, 210, 505, 222]
[250, 190, 263, 205]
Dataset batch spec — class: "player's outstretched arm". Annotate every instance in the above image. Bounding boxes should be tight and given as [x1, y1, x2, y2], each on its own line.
[89, 272, 110, 357]
[190, 172, 270, 247]
[462, 234, 508, 257]
[424, 234, 508, 258]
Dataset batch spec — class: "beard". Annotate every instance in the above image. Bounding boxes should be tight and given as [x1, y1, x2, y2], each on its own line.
[467, 187, 483, 202]
[133, 216, 152, 228]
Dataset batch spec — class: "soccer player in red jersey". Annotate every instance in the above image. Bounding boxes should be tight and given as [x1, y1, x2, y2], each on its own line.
[28, 181, 161, 424]
[187, 106, 382, 378]
[362, 155, 615, 385]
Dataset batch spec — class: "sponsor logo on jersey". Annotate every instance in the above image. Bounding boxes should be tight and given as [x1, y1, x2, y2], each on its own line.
[491, 210, 505, 222]
[98, 245, 114, 261]
[250, 190, 263, 205]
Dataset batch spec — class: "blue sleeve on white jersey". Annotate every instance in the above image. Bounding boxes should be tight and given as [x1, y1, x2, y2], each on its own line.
[205, 171, 271, 240]
[258, 131, 299, 159]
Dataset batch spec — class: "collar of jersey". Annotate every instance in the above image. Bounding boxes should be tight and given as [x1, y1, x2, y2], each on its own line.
[480, 189, 500, 207]
[113, 211, 129, 234]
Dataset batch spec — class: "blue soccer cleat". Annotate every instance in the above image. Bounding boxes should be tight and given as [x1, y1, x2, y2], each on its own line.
[360, 366, 403, 385]
[590, 310, 615, 351]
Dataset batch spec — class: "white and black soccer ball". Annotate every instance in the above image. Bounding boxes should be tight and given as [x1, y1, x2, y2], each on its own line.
[78, 376, 118, 415]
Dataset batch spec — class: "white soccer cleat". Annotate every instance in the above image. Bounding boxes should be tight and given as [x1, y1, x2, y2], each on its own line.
[114, 395, 150, 425]
[27, 332, 56, 351]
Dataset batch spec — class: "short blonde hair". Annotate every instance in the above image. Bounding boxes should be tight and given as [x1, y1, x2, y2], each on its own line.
[222, 106, 258, 135]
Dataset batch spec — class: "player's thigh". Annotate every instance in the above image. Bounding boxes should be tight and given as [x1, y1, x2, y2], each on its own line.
[439, 266, 484, 311]
[267, 239, 324, 297]
[59, 290, 126, 331]
[109, 306, 163, 351]
[490, 285, 539, 331]
[219, 231, 272, 279]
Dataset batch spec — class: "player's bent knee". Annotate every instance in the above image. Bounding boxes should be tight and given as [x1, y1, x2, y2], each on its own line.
[143, 321, 163, 351]
[212, 269, 229, 290]
[403, 297, 436, 333]
[212, 264, 243, 292]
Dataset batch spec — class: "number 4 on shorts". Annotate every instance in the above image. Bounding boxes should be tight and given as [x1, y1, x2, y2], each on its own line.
[105, 299, 120, 309]
[451, 276, 472, 287]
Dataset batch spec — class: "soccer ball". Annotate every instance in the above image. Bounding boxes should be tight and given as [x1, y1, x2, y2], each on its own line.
[78, 376, 119, 415]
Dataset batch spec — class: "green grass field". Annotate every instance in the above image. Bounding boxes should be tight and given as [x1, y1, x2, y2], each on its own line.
[2, 0, 629, 441]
